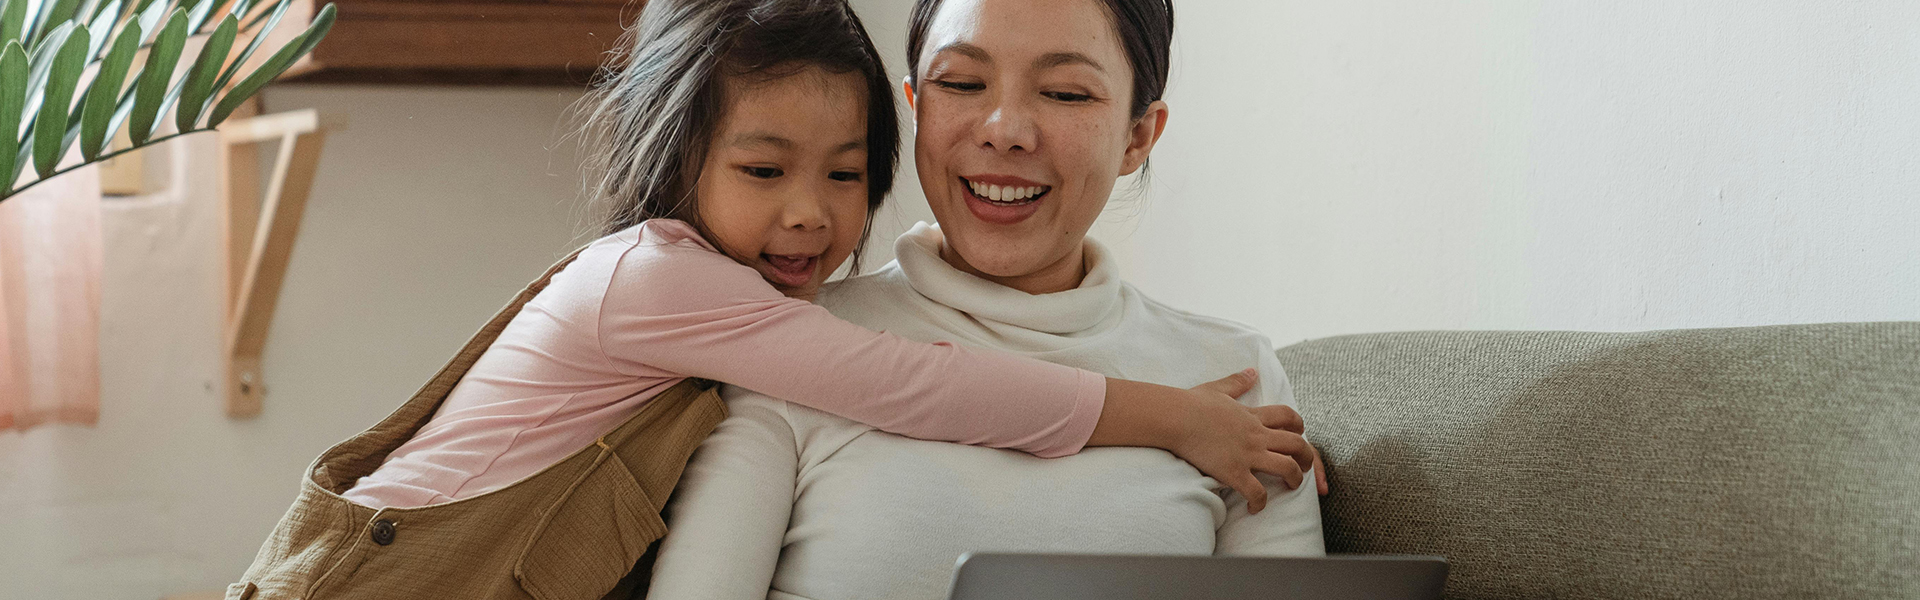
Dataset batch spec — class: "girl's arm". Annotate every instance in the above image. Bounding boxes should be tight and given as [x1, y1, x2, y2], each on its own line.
[603, 233, 1314, 507]
[602, 238, 1100, 456]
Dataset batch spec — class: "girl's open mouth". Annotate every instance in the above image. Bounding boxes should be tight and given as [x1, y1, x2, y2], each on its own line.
[762, 253, 818, 288]
[960, 177, 1051, 225]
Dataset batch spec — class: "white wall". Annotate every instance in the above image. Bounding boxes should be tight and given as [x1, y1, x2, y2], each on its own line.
[0, 86, 588, 598]
[856, 0, 1920, 345]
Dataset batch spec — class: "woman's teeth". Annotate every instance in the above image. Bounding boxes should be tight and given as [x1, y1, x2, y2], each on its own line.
[965, 179, 1050, 204]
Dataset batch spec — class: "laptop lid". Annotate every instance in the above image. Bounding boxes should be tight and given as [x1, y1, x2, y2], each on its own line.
[947, 553, 1448, 600]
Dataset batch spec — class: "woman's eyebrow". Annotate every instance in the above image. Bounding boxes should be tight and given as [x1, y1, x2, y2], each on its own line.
[1034, 51, 1105, 73]
[933, 42, 992, 63]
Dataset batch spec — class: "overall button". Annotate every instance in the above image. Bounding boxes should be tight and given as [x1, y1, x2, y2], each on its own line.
[370, 519, 396, 546]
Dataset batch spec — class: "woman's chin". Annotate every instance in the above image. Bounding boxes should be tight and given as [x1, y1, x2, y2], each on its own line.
[940, 234, 1056, 280]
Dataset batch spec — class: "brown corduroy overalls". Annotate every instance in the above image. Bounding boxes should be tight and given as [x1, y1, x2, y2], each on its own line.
[228, 251, 729, 600]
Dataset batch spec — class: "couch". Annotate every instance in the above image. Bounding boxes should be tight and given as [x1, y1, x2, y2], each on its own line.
[1280, 322, 1919, 599]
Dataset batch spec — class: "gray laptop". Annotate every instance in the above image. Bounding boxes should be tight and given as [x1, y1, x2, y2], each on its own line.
[947, 553, 1448, 600]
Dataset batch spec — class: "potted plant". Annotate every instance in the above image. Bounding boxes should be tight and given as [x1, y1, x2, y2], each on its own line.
[0, 0, 335, 201]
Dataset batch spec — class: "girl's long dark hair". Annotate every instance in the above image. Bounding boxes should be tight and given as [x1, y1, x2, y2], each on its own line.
[577, 0, 900, 271]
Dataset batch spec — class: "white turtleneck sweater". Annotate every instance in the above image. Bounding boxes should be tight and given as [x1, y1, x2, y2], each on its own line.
[646, 224, 1325, 600]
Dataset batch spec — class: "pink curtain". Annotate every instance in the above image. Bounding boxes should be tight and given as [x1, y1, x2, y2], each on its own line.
[0, 165, 102, 430]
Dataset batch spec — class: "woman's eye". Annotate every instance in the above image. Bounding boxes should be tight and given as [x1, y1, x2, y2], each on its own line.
[742, 166, 783, 179]
[828, 170, 864, 182]
[1043, 91, 1094, 103]
[932, 80, 985, 92]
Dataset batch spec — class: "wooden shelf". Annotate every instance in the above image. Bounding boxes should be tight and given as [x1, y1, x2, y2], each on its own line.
[283, 0, 637, 86]
[222, 108, 331, 418]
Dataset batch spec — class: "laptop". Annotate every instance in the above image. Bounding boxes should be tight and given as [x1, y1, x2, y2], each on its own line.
[947, 553, 1448, 600]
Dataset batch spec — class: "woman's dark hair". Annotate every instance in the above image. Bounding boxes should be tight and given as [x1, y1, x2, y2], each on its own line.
[579, 0, 900, 270]
[904, 0, 1174, 121]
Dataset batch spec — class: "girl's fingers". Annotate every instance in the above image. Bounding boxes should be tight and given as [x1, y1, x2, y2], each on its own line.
[1314, 453, 1329, 496]
[1253, 404, 1304, 434]
[1265, 430, 1314, 469]
[1230, 471, 1269, 514]
[1193, 368, 1258, 399]
[1253, 452, 1304, 490]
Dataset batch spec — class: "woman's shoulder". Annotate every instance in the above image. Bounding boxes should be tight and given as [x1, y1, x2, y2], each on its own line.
[1114, 282, 1292, 406]
[815, 262, 926, 324]
[818, 260, 910, 300]
[714, 384, 874, 456]
[1120, 282, 1278, 350]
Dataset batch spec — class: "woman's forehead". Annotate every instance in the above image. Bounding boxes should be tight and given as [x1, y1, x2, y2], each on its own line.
[921, 0, 1125, 73]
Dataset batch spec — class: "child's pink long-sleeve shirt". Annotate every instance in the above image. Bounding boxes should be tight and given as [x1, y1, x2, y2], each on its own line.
[342, 220, 1107, 508]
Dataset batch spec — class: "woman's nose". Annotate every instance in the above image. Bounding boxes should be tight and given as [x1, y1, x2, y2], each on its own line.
[979, 100, 1038, 153]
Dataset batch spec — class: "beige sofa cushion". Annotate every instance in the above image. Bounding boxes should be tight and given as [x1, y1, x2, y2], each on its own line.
[1278, 322, 1920, 599]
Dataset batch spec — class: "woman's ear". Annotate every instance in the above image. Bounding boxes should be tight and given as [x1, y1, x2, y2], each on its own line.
[1120, 100, 1170, 176]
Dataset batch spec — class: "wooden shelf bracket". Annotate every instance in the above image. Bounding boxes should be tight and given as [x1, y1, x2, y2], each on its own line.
[221, 108, 329, 418]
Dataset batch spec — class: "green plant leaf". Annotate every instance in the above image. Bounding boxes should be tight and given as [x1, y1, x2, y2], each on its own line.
[0, 41, 28, 193]
[0, 0, 29, 50]
[146, 25, 205, 137]
[61, 78, 84, 147]
[81, 0, 116, 62]
[78, 15, 135, 159]
[207, 1, 326, 127]
[89, 0, 121, 21]
[127, 6, 181, 144]
[8, 127, 29, 186]
[99, 72, 135, 144]
[30, 23, 85, 176]
[214, 0, 287, 94]
[241, 0, 281, 31]
[131, 0, 164, 45]
[26, 0, 81, 51]
[19, 21, 73, 133]
[183, 0, 215, 34]
[172, 12, 229, 131]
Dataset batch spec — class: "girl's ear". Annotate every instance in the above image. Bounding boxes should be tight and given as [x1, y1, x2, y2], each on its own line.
[1120, 100, 1170, 176]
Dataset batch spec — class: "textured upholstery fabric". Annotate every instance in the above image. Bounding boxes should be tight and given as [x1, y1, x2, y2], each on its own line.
[1278, 322, 1920, 599]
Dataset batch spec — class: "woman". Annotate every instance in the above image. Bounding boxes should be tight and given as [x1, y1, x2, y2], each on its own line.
[646, 0, 1325, 598]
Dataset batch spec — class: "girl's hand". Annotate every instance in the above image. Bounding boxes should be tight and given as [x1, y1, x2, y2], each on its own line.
[1089, 369, 1320, 514]
[1172, 369, 1318, 514]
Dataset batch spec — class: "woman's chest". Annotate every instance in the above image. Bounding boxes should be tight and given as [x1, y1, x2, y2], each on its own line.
[771, 428, 1229, 600]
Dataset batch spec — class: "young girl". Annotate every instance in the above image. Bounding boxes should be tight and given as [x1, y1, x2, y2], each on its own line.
[230, 0, 1314, 598]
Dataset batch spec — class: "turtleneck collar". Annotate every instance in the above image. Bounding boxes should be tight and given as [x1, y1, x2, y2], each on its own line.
[893, 222, 1125, 336]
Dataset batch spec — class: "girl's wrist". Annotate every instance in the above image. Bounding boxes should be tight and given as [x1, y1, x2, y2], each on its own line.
[1087, 377, 1189, 451]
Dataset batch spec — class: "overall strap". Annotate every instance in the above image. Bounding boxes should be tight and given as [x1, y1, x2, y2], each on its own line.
[596, 377, 719, 451]
[311, 246, 590, 491]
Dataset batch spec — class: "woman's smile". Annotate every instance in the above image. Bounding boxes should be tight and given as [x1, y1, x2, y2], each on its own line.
[960, 174, 1052, 224]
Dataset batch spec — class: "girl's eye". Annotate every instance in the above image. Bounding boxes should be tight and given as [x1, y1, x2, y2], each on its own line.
[742, 166, 783, 179]
[932, 80, 985, 92]
[828, 170, 864, 182]
[1043, 91, 1094, 103]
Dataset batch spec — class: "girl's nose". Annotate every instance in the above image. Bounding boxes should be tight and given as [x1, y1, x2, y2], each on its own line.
[785, 191, 830, 231]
